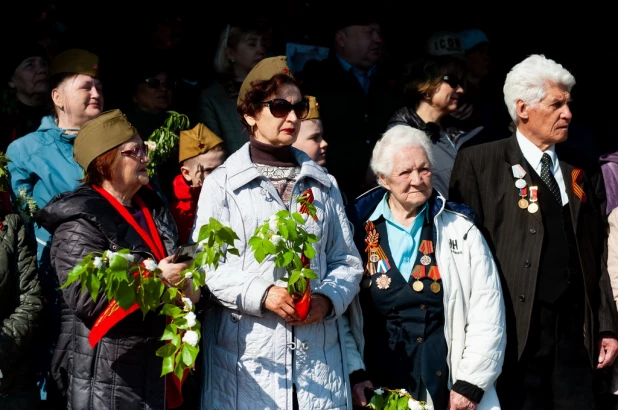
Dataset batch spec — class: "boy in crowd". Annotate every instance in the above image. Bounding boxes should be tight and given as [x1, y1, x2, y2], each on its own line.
[171, 123, 225, 243]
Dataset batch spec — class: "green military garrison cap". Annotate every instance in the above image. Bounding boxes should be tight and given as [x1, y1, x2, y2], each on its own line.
[237, 56, 293, 106]
[50, 48, 100, 77]
[74, 109, 137, 170]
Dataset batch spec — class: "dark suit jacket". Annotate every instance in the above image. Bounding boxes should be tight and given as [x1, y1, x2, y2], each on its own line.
[299, 52, 404, 201]
[448, 134, 618, 365]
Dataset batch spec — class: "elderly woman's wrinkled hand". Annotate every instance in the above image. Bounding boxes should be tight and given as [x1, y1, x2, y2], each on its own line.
[448, 390, 477, 410]
[289, 294, 332, 326]
[264, 286, 299, 322]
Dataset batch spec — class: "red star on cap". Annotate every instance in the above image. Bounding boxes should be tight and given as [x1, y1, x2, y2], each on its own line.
[198, 143, 205, 149]
[93, 64, 99, 70]
[283, 67, 290, 74]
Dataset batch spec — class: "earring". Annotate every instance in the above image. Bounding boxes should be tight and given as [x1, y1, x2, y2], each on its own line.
[230, 58, 235, 63]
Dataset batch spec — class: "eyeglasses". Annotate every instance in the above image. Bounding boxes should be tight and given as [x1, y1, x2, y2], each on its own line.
[442, 75, 461, 90]
[261, 99, 309, 119]
[121, 143, 149, 159]
[144, 78, 176, 89]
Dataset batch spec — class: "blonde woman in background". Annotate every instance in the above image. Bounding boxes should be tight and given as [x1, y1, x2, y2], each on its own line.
[197, 20, 267, 154]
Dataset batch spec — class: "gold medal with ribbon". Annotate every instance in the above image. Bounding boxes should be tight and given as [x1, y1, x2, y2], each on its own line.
[363, 221, 391, 289]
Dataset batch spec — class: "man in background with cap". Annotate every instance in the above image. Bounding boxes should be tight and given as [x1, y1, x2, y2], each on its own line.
[171, 123, 225, 244]
[1, 40, 50, 152]
[450, 28, 512, 142]
[300, 10, 403, 202]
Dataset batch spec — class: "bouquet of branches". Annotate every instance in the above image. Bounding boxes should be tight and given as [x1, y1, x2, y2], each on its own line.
[248, 188, 319, 319]
[62, 217, 239, 380]
[367, 387, 433, 410]
[145, 110, 191, 176]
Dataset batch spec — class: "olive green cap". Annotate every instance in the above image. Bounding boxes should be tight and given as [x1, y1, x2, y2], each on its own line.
[179, 123, 224, 164]
[74, 109, 137, 170]
[237, 56, 293, 106]
[50, 48, 100, 77]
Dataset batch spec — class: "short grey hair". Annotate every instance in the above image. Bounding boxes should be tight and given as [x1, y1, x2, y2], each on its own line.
[503, 54, 575, 124]
[370, 125, 434, 179]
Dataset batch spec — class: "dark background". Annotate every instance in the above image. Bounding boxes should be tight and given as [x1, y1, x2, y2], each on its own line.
[4, 1, 616, 151]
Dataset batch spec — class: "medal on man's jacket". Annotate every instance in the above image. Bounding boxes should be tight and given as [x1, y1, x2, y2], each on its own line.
[363, 221, 391, 289]
[528, 186, 539, 213]
[512, 164, 529, 210]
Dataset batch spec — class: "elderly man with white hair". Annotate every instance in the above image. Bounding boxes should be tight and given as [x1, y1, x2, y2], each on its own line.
[346, 124, 506, 410]
[450, 54, 618, 410]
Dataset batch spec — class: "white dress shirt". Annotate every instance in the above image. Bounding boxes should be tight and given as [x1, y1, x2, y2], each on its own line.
[516, 130, 569, 205]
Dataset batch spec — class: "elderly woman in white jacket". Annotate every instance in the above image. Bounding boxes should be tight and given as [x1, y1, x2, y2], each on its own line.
[191, 56, 365, 410]
[346, 124, 506, 410]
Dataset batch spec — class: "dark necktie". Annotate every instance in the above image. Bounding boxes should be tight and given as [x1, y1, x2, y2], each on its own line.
[540, 153, 562, 205]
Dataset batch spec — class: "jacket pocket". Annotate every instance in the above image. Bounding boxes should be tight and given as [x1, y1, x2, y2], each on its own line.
[215, 310, 240, 354]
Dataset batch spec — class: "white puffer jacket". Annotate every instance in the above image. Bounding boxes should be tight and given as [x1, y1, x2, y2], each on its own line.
[434, 192, 506, 409]
[192, 143, 365, 410]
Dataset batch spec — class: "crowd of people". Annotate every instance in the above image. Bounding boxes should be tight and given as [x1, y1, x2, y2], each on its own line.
[1, 7, 618, 410]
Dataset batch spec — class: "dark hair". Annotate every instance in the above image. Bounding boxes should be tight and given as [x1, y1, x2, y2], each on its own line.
[82, 146, 120, 186]
[236, 73, 301, 134]
[402, 55, 466, 107]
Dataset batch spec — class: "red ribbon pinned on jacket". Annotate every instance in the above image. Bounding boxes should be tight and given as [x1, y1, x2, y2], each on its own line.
[89, 185, 187, 408]
[571, 168, 587, 203]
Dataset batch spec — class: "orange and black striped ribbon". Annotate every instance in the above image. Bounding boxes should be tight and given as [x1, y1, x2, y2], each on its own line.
[571, 168, 587, 203]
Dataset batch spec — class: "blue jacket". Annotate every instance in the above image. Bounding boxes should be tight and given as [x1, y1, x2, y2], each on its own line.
[7, 115, 83, 255]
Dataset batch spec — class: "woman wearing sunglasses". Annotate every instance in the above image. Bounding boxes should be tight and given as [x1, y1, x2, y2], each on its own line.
[36, 109, 198, 409]
[191, 56, 367, 409]
[387, 55, 481, 199]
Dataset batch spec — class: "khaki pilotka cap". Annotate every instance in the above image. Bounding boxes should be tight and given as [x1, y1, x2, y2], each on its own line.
[49, 48, 100, 77]
[74, 109, 137, 170]
[303, 95, 320, 121]
[236, 56, 294, 106]
[179, 123, 224, 164]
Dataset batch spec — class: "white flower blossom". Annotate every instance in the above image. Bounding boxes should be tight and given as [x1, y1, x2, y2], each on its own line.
[184, 271, 193, 279]
[122, 253, 135, 263]
[185, 311, 197, 327]
[271, 234, 283, 246]
[182, 330, 199, 346]
[408, 399, 423, 410]
[374, 388, 384, 395]
[268, 215, 279, 232]
[399, 389, 407, 397]
[93, 256, 103, 269]
[143, 259, 158, 271]
[423, 405, 433, 410]
[145, 141, 157, 151]
[182, 297, 193, 311]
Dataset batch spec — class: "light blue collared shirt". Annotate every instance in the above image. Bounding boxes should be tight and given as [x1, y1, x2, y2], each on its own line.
[516, 130, 569, 205]
[368, 193, 428, 281]
[336, 53, 377, 95]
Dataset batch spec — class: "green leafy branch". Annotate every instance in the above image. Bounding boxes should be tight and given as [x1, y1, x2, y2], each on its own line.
[367, 387, 432, 410]
[248, 192, 319, 296]
[62, 217, 240, 381]
[146, 110, 191, 176]
[0, 152, 9, 193]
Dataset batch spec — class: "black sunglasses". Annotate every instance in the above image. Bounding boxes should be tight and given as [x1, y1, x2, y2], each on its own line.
[442, 75, 461, 90]
[144, 78, 176, 89]
[261, 99, 309, 119]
